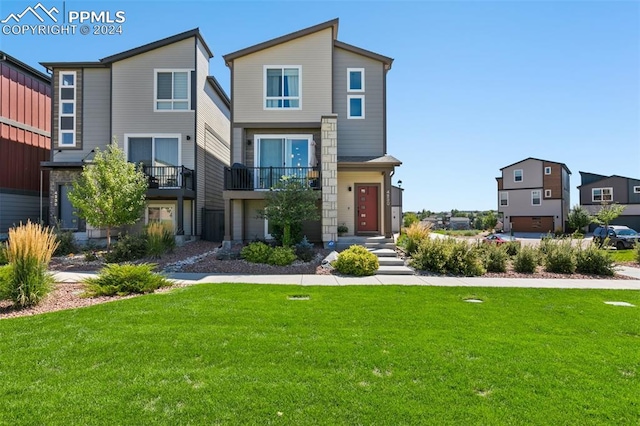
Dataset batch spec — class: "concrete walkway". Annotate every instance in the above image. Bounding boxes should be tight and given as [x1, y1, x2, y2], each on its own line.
[52, 266, 640, 290]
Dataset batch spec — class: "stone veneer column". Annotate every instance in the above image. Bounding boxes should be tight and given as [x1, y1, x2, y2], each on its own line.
[321, 115, 338, 247]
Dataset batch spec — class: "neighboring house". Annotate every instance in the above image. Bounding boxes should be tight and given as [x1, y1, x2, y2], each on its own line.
[578, 172, 640, 231]
[0, 52, 51, 235]
[449, 217, 470, 230]
[221, 19, 401, 246]
[391, 185, 403, 234]
[40, 29, 230, 243]
[496, 158, 571, 233]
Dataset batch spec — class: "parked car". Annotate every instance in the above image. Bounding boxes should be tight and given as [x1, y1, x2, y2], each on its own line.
[483, 234, 518, 245]
[593, 225, 639, 250]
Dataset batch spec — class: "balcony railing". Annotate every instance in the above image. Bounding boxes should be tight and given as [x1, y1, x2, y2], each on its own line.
[224, 166, 321, 190]
[143, 166, 194, 191]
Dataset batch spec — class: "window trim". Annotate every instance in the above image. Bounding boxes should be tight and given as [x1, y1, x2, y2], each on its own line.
[253, 134, 313, 190]
[347, 67, 365, 92]
[145, 202, 177, 231]
[514, 169, 523, 182]
[124, 133, 182, 168]
[59, 71, 76, 147]
[592, 187, 613, 202]
[545, 189, 552, 198]
[544, 166, 551, 175]
[263, 65, 302, 110]
[347, 95, 365, 119]
[634, 186, 640, 194]
[499, 191, 508, 207]
[531, 190, 541, 206]
[153, 69, 192, 112]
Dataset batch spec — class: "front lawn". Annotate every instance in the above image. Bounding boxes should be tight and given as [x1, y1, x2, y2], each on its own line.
[1, 285, 639, 424]
[609, 248, 638, 263]
[433, 229, 483, 237]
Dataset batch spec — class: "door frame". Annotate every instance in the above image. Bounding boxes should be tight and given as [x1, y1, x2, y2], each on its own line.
[354, 183, 381, 235]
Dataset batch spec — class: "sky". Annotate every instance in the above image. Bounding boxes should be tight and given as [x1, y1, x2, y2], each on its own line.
[2, 0, 638, 213]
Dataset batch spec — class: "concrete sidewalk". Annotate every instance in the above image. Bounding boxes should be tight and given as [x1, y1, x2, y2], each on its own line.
[52, 266, 640, 290]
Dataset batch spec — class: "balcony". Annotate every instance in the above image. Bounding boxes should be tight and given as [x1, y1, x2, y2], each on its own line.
[224, 166, 320, 191]
[143, 165, 194, 191]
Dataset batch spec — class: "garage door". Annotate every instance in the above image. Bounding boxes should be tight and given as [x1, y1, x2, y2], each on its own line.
[510, 216, 554, 233]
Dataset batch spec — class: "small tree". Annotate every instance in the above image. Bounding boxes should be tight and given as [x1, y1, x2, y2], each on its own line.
[483, 211, 498, 230]
[567, 205, 591, 233]
[592, 202, 625, 247]
[403, 212, 419, 228]
[263, 176, 320, 247]
[68, 140, 148, 250]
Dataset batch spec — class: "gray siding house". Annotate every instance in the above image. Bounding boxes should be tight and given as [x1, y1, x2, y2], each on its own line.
[222, 19, 401, 246]
[40, 29, 230, 242]
[496, 158, 571, 233]
[578, 172, 640, 231]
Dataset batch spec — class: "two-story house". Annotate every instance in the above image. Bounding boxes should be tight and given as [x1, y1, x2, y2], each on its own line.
[40, 29, 230, 243]
[221, 19, 401, 247]
[578, 172, 640, 231]
[0, 52, 51, 236]
[496, 158, 571, 233]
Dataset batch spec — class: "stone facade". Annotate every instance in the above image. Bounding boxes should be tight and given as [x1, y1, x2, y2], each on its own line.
[321, 115, 338, 246]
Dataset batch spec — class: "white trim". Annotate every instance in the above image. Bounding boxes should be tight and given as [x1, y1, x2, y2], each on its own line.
[499, 191, 508, 207]
[124, 133, 182, 167]
[634, 186, 640, 194]
[153, 69, 192, 112]
[592, 187, 613, 202]
[263, 65, 302, 110]
[145, 202, 177, 231]
[58, 71, 76, 147]
[347, 67, 365, 92]
[545, 189, 552, 198]
[264, 219, 273, 240]
[514, 169, 523, 182]
[544, 166, 551, 175]
[347, 95, 365, 119]
[531, 190, 541, 206]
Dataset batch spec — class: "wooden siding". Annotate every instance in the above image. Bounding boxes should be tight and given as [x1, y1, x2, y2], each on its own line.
[497, 177, 503, 190]
[543, 161, 561, 199]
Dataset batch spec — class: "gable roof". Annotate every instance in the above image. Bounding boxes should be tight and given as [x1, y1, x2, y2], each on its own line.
[577, 171, 640, 188]
[223, 19, 339, 65]
[41, 28, 212, 70]
[500, 157, 571, 174]
[0, 51, 50, 83]
[206, 76, 230, 109]
[334, 40, 393, 69]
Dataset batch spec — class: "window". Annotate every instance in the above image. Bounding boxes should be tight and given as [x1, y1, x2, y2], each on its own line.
[347, 95, 365, 119]
[146, 204, 175, 231]
[155, 70, 191, 111]
[59, 71, 76, 147]
[531, 190, 541, 205]
[264, 66, 301, 109]
[514, 169, 523, 182]
[634, 186, 640, 194]
[592, 187, 613, 202]
[126, 134, 181, 187]
[545, 189, 552, 198]
[499, 192, 508, 206]
[347, 68, 365, 92]
[544, 167, 551, 175]
[254, 134, 313, 189]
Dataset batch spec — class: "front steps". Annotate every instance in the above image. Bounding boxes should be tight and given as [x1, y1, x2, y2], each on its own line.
[337, 236, 414, 275]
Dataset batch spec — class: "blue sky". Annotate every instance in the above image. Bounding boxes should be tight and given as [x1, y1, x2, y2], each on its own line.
[2, 0, 638, 212]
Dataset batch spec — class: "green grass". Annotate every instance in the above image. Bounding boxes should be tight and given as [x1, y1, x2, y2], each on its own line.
[1, 285, 639, 424]
[608, 248, 638, 263]
[433, 229, 482, 237]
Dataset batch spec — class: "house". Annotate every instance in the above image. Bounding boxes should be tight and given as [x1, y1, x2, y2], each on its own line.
[391, 185, 403, 234]
[40, 29, 230, 243]
[496, 158, 571, 233]
[0, 52, 51, 236]
[577, 172, 640, 231]
[221, 19, 401, 246]
[449, 217, 471, 230]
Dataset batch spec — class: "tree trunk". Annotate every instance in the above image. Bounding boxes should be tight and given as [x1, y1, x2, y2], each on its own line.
[106, 227, 111, 252]
[283, 223, 291, 247]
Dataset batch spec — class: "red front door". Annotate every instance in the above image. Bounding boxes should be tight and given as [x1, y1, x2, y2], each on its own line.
[356, 185, 379, 233]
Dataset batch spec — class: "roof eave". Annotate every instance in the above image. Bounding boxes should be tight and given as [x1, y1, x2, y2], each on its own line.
[333, 40, 394, 69]
[1, 51, 51, 82]
[206, 76, 231, 109]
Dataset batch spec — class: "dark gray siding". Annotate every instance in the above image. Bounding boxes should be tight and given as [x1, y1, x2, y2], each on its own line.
[580, 176, 629, 205]
[333, 47, 384, 157]
[0, 191, 43, 233]
[628, 179, 640, 204]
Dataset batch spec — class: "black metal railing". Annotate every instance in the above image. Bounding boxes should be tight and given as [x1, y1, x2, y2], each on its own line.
[224, 166, 321, 190]
[143, 166, 194, 190]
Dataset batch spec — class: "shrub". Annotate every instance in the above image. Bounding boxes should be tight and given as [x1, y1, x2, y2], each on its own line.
[539, 233, 555, 255]
[0, 245, 7, 265]
[103, 233, 148, 263]
[411, 238, 484, 276]
[5, 222, 58, 307]
[268, 246, 297, 266]
[53, 227, 78, 256]
[445, 241, 485, 276]
[0, 264, 13, 300]
[295, 236, 315, 262]
[513, 246, 538, 273]
[576, 245, 614, 276]
[333, 245, 379, 276]
[241, 242, 272, 264]
[270, 222, 303, 246]
[337, 225, 349, 235]
[410, 238, 450, 274]
[572, 232, 585, 240]
[83, 263, 171, 297]
[481, 243, 509, 273]
[542, 240, 576, 274]
[503, 241, 521, 257]
[403, 222, 431, 255]
[636, 243, 640, 265]
[146, 222, 175, 259]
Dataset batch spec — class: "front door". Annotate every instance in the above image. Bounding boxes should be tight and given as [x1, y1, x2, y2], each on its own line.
[356, 185, 379, 233]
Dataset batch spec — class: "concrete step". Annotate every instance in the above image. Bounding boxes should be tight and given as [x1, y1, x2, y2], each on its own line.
[338, 236, 394, 244]
[369, 248, 398, 257]
[377, 257, 405, 266]
[376, 265, 415, 275]
[364, 242, 396, 249]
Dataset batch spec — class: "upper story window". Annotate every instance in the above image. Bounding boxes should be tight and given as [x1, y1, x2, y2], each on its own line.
[347, 68, 365, 92]
[59, 71, 76, 147]
[348, 95, 365, 119]
[545, 189, 552, 198]
[155, 70, 190, 111]
[264, 66, 301, 109]
[592, 187, 613, 202]
[544, 166, 551, 175]
[347, 68, 365, 119]
[499, 192, 508, 206]
[634, 186, 640, 194]
[514, 169, 523, 182]
[531, 190, 541, 206]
